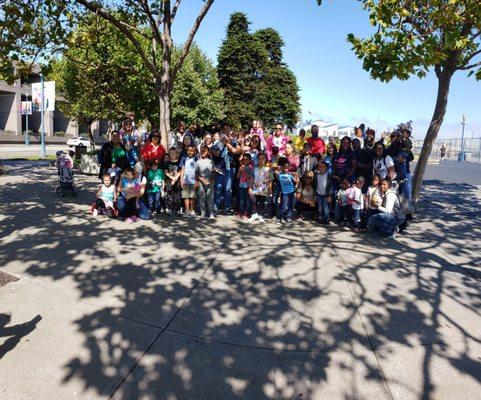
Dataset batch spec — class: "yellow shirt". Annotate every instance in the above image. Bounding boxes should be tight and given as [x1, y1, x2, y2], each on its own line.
[294, 136, 306, 153]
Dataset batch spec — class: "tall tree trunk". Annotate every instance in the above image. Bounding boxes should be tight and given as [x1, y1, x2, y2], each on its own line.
[157, 77, 171, 148]
[412, 71, 453, 202]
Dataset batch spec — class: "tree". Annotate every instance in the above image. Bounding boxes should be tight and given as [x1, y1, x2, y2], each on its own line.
[0, 0, 216, 146]
[49, 15, 224, 136]
[217, 13, 300, 129]
[318, 0, 481, 201]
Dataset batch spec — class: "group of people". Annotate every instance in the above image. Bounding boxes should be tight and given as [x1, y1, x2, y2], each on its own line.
[93, 117, 414, 238]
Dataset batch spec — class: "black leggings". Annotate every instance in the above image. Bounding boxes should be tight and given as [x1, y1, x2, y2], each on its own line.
[95, 198, 113, 218]
[251, 195, 266, 215]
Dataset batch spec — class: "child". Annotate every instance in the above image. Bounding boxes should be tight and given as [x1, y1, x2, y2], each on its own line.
[336, 179, 351, 226]
[313, 161, 332, 225]
[277, 157, 298, 224]
[269, 147, 281, 219]
[366, 173, 382, 220]
[179, 145, 198, 217]
[195, 145, 216, 219]
[237, 153, 254, 218]
[146, 160, 165, 215]
[165, 147, 182, 215]
[349, 176, 365, 232]
[249, 152, 270, 223]
[92, 173, 117, 217]
[117, 166, 140, 223]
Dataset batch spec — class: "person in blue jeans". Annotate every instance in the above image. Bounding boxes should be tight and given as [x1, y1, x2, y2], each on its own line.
[236, 153, 254, 218]
[116, 166, 151, 221]
[277, 158, 298, 224]
[368, 178, 405, 238]
[313, 161, 332, 225]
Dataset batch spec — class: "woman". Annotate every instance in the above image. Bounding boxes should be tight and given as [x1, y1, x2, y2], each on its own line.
[200, 133, 213, 152]
[332, 136, 356, 191]
[372, 142, 396, 180]
[266, 123, 289, 161]
[250, 120, 266, 150]
[368, 177, 404, 238]
[295, 171, 316, 220]
[97, 131, 128, 179]
[141, 130, 166, 171]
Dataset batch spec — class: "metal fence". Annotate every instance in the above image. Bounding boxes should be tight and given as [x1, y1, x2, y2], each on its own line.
[413, 137, 481, 163]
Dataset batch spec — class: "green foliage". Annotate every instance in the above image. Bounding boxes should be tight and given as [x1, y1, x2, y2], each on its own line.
[49, 16, 224, 128]
[217, 12, 301, 129]
[345, 0, 481, 82]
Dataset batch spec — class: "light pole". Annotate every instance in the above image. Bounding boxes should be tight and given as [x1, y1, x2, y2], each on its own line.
[39, 73, 47, 158]
[459, 114, 466, 162]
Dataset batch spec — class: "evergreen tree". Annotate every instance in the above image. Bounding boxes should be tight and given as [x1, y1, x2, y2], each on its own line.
[218, 13, 300, 129]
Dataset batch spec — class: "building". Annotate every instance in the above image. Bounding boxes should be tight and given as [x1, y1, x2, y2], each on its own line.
[0, 66, 92, 143]
[301, 120, 355, 139]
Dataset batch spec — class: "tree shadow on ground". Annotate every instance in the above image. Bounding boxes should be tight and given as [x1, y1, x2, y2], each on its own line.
[0, 313, 42, 359]
[0, 163, 480, 400]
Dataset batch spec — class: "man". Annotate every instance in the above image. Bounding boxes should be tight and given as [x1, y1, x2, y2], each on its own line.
[170, 121, 186, 149]
[306, 125, 326, 156]
[356, 128, 376, 191]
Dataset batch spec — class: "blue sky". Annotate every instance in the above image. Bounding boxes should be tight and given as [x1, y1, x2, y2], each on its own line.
[172, 0, 480, 139]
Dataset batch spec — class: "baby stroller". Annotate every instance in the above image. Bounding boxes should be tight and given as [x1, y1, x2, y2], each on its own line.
[55, 151, 77, 197]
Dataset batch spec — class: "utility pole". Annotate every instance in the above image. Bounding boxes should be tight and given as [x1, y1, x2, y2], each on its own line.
[459, 114, 466, 162]
[40, 74, 46, 158]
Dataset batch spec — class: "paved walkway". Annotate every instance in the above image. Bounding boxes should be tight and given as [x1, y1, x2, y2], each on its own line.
[0, 162, 480, 400]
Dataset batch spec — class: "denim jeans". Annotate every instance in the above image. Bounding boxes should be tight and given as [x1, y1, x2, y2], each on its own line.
[147, 191, 163, 213]
[280, 192, 295, 221]
[352, 209, 361, 228]
[368, 213, 404, 236]
[316, 194, 330, 222]
[400, 173, 413, 202]
[117, 195, 151, 220]
[238, 187, 251, 215]
[197, 181, 214, 216]
[270, 182, 281, 218]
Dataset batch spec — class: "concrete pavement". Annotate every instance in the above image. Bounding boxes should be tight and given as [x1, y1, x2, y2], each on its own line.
[0, 161, 480, 400]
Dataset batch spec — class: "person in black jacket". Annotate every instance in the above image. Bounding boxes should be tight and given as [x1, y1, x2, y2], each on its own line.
[97, 131, 128, 180]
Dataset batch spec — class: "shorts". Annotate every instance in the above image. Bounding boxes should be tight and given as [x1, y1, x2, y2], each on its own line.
[182, 184, 196, 199]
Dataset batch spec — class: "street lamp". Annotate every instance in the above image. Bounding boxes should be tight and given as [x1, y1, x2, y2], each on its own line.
[458, 114, 466, 162]
[39, 73, 47, 158]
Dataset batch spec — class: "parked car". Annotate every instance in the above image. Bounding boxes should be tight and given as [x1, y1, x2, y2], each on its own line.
[67, 136, 91, 148]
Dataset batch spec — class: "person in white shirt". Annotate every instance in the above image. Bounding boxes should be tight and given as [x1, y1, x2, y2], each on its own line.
[349, 176, 364, 232]
[372, 142, 396, 180]
[368, 178, 405, 238]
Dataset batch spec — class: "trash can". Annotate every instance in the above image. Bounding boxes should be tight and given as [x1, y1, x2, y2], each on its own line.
[75, 144, 87, 161]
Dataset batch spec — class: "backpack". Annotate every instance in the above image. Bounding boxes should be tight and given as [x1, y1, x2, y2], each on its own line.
[396, 192, 415, 215]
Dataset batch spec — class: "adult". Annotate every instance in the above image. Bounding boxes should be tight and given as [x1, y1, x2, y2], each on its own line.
[294, 129, 307, 153]
[368, 178, 404, 238]
[332, 136, 356, 190]
[372, 142, 396, 181]
[116, 167, 151, 220]
[440, 144, 446, 163]
[323, 143, 337, 175]
[266, 123, 289, 161]
[285, 142, 300, 172]
[306, 125, 326, 156]
[120, 118, 140, 144]
[97, 131, 127, 179]
[356, 128, 376, 191]
[224, 131, 242, 212]
[141, 129, 166, 170]
[211, 132, 228, 212]
[170, 121, 186, 149]
[200, 133, 213, 152]
[295, 171, 316, 219]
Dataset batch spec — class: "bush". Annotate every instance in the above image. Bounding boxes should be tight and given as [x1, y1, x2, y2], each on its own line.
[54, 131, 65, 137]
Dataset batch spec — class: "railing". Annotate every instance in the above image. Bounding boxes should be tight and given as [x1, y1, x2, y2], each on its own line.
[413, 137, 481, 163]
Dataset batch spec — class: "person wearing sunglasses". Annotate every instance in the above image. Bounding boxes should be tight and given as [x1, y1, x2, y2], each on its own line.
[141, 129, 166, 172]
[266, 123, 289, 161]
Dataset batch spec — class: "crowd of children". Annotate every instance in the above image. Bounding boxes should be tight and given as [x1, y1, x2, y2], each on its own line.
[92, 118, 414, 238]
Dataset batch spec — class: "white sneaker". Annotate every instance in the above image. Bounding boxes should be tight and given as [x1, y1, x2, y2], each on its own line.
[258, 216, 265, 223]
[92, 209, 98, 217]
[209, 214, 215, 220]
[248, 213, 259, 222]
[200, 212, 206, 219]
[388, 227, 399, 239]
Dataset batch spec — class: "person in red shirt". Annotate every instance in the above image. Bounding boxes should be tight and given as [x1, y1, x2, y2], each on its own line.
[306, 124, 326, 156]
[141, 130, 166, 171]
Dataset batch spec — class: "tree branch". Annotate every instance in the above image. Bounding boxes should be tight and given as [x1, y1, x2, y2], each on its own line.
[139, 0, 163, 48]
[171, 0, 182, 23]
[73, 0, 160, 81]
[171, 0, 214, 81]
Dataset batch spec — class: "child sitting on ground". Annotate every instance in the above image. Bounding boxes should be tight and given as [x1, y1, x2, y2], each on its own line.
[117, 166, 140, 223]
[92, 173, 117, 217]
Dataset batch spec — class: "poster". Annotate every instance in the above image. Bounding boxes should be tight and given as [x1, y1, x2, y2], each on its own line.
[31, 81, 55, 112]
[21, 101, 32, 115]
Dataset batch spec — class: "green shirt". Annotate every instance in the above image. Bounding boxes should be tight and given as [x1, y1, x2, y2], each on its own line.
[112, 146, 126, 164]
[147, 169, 165, 193]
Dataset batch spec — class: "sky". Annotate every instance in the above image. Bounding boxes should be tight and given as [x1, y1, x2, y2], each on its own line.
[172, 0, 480, 139]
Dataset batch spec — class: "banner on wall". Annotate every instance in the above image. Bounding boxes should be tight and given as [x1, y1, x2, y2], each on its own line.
[31, 81, 55, 112]
[21, 101, 32, 115]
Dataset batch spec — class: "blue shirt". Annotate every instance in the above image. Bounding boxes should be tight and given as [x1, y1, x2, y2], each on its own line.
[180, 155, 197, 185]
[278, 172, 295, 194]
